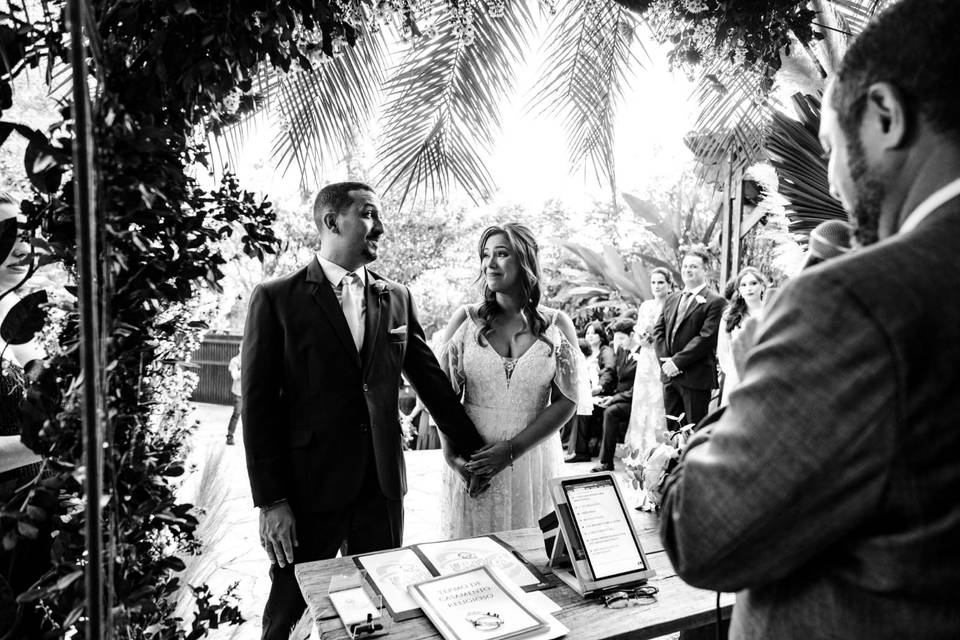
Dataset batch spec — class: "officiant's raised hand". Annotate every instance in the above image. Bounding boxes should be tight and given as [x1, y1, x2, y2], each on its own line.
[260, 501, 298, 568]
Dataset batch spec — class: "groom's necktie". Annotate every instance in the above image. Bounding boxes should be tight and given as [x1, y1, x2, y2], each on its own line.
[340, 271, 364, 351]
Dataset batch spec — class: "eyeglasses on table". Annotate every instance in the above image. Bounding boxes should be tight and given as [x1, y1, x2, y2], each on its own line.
[601, 585, 660, 608]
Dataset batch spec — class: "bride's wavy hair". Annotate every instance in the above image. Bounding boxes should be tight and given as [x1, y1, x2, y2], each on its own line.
[474, 223, 550, 345]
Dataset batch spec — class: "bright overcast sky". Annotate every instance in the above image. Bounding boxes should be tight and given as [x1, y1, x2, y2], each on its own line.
[489, 36, 697, 210]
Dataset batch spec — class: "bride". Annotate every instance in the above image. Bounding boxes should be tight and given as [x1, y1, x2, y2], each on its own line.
[438, 223, 579, 538]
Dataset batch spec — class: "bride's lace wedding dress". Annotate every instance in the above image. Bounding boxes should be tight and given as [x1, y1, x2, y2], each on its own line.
[439, 307, 578, 538]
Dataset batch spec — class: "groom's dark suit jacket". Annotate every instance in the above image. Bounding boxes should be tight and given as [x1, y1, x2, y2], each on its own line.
[242, 258, 483, 512]
[653, 288, 726, 390]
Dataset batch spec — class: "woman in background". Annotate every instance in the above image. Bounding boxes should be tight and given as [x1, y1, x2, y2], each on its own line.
[582, 320, 615, 398]
[564, 322, 614, 461]
[438, 223, 578, 537]
[717, 266, 769, 405]
[623, 268, 673, 510]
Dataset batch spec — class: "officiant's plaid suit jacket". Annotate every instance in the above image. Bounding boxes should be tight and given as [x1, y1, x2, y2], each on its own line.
[660, 201, 960, 639]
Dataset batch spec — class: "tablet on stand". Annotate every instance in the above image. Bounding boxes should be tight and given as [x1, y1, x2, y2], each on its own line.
[547, 472, 656, 596]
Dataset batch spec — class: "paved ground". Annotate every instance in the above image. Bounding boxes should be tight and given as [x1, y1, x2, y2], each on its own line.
[184, 402, 638, 639]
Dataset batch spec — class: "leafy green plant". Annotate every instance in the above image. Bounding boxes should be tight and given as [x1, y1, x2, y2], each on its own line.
[561, 241, 652, 304]
[0, 1, 364, 636]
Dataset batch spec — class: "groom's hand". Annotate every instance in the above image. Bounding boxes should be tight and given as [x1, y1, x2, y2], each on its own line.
[449, 455, 489, 497]
[260, 501, 298, 568]
[467, 470, 490, 498]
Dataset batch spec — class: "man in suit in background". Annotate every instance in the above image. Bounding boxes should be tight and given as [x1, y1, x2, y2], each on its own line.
[653, 248, 725, 429]
[661, 1, 960, 637]
[591, 318, 637, 473]
[243, 182, 486, 640]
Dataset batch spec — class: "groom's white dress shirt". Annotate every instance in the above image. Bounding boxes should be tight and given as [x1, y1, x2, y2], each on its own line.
[316, 254, 367, 351]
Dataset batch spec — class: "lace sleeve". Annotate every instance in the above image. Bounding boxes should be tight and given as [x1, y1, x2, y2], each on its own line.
[438, 319, 468, 394]
[551, 329, 579, 403]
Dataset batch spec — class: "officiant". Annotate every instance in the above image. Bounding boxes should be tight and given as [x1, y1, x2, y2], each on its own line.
[661, 2, 960, 636]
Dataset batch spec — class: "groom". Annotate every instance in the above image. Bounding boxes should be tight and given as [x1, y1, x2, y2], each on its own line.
[242, 182, 486, 640]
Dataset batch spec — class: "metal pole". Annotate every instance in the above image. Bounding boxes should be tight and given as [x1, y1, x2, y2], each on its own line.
[68, 0, 109, 637]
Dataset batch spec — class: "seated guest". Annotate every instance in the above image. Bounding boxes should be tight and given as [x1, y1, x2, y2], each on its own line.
[590, 318, 637, 472]
[661, 2, 960, 637]
[565, 321, 614, 461]
[584, 319, 615, 395]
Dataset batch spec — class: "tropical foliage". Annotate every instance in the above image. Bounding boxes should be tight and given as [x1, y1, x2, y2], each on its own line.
[215, 0, 897, 209]
[239, 0, 646, 207]
[0, 0, 414, 635]
[636, 0, 819, 89]
[766, 92, 845, 237]
[557, 169, 724, 308]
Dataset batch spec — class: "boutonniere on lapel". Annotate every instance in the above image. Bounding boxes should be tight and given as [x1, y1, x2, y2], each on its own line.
[694, 295, 706, 305]
[372, 281, 392, 297]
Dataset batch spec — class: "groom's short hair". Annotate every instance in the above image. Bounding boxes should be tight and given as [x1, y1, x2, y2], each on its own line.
[313, 181, 375, 230]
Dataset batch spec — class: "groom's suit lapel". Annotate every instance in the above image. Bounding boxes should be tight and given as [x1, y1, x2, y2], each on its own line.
[360, 272, 384, 374]
[305, 258, 361, 369]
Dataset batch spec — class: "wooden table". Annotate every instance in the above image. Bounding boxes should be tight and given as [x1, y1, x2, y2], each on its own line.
[295, 512, 734, 639]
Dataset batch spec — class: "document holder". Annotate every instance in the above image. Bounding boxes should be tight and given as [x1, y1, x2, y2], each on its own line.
[547, 472, 655, 596]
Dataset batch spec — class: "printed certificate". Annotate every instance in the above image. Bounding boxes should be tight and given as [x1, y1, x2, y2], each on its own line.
[356, 535, 549, 621]
[416, 536, 545, 589]
[409, 566, 547, 640]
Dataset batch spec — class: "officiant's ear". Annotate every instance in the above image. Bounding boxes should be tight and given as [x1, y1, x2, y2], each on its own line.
[323, 212, 340, 234]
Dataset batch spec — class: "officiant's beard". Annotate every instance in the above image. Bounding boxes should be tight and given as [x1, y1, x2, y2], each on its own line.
[846, 134, 883, 247]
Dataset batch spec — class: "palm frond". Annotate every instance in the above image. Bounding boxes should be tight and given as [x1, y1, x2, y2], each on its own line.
[827, 0, 895, 37]
[528, 0, 644, 193]
[685, 63, 770, 185]
[375, 0, 534, 210]
[269, 32, 388, 191]
[765, 93, 845, 238]
[207, 30, 388, 192]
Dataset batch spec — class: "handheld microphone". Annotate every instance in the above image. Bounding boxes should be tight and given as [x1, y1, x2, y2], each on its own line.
[802, 220, 853, 269]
